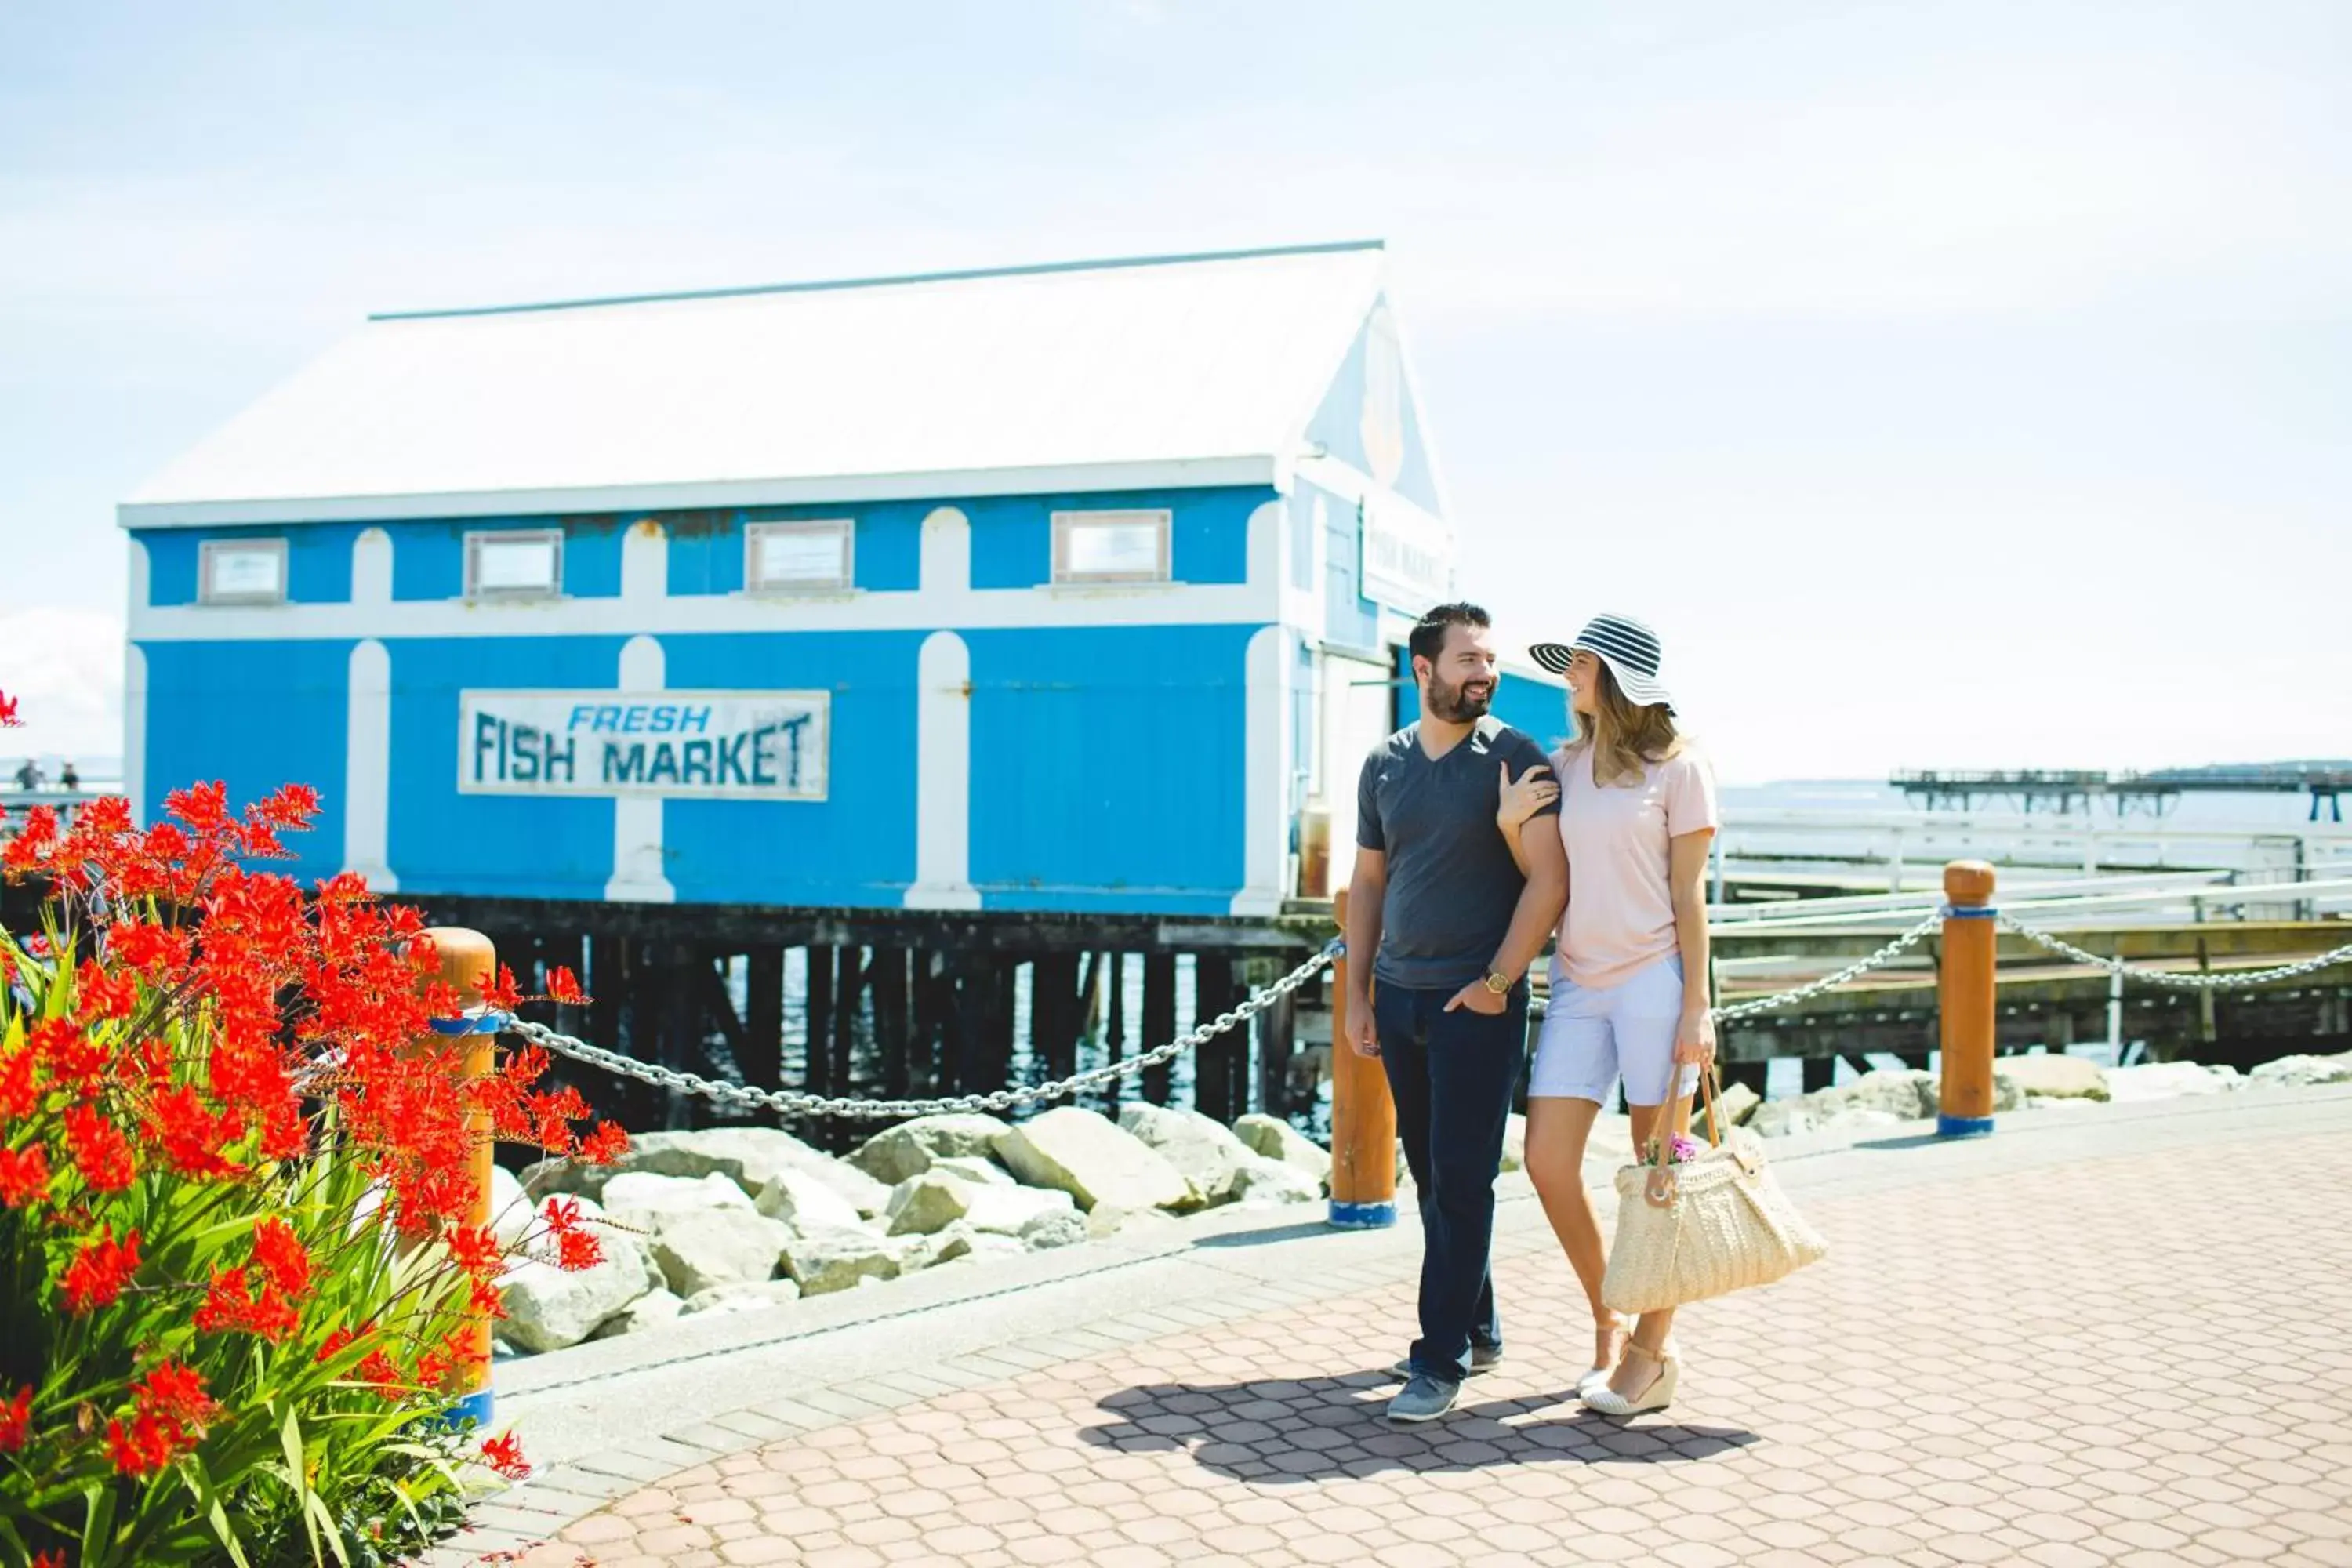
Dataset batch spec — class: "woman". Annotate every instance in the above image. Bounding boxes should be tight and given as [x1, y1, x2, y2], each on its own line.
[1498, 612, 1718, 1417]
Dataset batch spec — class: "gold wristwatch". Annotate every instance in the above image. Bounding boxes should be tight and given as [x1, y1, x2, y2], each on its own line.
[1481, 967, 1512, 995]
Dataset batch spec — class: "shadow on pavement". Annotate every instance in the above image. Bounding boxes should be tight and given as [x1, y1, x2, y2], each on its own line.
[1076, 1371, 1758, 1481]
[1188, 1222, 1352, 1250]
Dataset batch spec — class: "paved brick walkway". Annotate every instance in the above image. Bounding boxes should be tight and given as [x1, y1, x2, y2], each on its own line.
[462, 1107, 2352, 1567]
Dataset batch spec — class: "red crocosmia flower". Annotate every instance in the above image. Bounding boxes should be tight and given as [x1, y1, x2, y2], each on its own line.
[73, 957, 139, 1022]
[544, 964, 587, 1004]
[105, 1413, 183, 1475]
[249, 1217, 314, 1299]
[477, 964, 522, 1014]
[60, 1226, 141, 1312]
[0, 688, 18, 725]
[0, 1385, 31, 1450]
[316, 1326, 357, 1363]
[0, 1145, 50, 1207]
[554, 1227, 604, 1272]
[0, 1050, 34, 1121]
[191, 1266, 300, 1341]
[354, 1348, 406, 1396]
[63, 1104, 136, 1192]
[480, 1432, 530, 1481]
[133, 1359, 219, 1434]
[579, 1121, 630, 1165]
[28, 1018, 107, 1092]
[445, 1224, 503, 1278]
[147, 1087, 244, 1178]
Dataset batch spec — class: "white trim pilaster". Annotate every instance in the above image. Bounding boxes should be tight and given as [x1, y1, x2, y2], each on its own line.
[905, 630, 981, 910]
[604, 634, 675, 902]
[343, 638, 396, 890]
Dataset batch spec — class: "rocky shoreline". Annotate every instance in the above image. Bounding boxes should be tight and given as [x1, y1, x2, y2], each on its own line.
[492, 1047, 2352, 1357]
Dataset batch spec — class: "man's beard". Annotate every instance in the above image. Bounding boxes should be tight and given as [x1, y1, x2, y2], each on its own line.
[1430, 676, 1493, 723]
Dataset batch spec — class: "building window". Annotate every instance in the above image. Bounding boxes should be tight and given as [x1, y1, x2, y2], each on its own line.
[465, 529, 563, 600]
[198, 539, 288, 605]
[1052, 510, 1171, 584]
[746, 520, 853, 592]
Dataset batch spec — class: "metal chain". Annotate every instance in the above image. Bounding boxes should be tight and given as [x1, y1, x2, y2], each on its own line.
[1706, 912, 1944, 1023]
[503, 938, 1344, 1120]
[1994, 914, 2352, 991]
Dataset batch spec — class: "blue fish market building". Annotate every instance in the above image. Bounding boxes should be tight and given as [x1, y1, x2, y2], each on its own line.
[118, 241, 1561, 1123]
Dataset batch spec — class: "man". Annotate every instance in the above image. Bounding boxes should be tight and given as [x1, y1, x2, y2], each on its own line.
[1345, 601, 1568, 1423]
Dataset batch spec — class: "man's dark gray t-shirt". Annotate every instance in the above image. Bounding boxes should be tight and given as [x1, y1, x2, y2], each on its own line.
[1357, 717, 1559, 992]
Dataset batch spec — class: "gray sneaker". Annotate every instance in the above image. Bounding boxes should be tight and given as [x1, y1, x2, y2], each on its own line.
[1385, 1373, 1462, 1424]
[1387, 1344, 1501, 1381]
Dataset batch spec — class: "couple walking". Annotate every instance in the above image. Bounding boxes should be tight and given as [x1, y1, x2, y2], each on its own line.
[1342, 601, 1719, 1425]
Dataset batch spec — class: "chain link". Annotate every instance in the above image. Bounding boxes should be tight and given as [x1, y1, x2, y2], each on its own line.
[503, 938, 1343, 1120]
[1994, 915, 2352, 991]
[1705, 912, 1944, 1023]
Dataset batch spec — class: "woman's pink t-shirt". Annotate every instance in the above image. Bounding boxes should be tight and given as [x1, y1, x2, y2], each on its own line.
[1549, 743, 1720, 992]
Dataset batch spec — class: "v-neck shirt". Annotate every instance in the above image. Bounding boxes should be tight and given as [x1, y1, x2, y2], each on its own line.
[1356, 717, 1559, 991]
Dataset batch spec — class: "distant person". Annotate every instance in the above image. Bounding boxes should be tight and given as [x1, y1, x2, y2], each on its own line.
[11, 759, 39, 793]
[1344, 601, 1567, 1423]
[1504, 613, 1719, 1417]
[58, 760, 79, 792]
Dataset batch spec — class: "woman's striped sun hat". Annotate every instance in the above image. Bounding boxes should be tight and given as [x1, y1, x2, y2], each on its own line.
[1530, 613, 1675, 711]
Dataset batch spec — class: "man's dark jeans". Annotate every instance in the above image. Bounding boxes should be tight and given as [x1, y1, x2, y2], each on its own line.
[1374, 980, 1528, 1385]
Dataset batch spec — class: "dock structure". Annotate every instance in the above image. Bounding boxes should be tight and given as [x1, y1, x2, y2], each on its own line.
[109, 241, 1563, 1135]
[1893, 764, 2352, 821]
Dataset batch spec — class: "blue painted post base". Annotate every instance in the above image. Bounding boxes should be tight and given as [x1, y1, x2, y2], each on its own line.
[1327, 1200, 1398, 1229]
[438, 1387, 495, 1432]
[1936, 1114, 1996, 1139]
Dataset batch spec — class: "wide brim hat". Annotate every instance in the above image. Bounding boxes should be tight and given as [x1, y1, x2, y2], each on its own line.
[1530, 613, 1675, 711]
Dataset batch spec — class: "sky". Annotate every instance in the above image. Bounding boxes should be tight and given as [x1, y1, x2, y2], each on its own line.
[2, 0, 2347, 785]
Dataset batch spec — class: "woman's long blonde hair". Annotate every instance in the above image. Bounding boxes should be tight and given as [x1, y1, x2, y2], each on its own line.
[1570, 657, 1685, 786]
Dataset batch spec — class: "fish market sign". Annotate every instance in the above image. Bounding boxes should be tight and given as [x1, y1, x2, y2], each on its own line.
[1357, 496, 1452, 616]
[458, 690, 829, 801]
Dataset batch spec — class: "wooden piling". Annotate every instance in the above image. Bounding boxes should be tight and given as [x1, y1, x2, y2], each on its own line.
[1193, 953, 1240, 1122]
[416, 926, 499, 1428]
[743, 946, 784, 1090]
[1141, 954, 1178, 1105]
[805, 945, 836, 1095]
[1327, 891, 1397, 1228]
[1937, 860, 1998, 1138]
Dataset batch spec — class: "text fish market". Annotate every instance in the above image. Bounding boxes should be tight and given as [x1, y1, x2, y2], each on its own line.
[458, 691, 831, 800]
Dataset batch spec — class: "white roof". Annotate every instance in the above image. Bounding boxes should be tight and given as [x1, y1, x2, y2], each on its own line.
[122, 241, 1393, 527]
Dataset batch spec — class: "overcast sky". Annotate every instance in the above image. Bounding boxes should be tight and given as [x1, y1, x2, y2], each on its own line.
[3, 1, 2346, 783]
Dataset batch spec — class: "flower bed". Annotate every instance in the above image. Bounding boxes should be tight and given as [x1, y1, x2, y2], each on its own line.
[0, 768, 626, 1568]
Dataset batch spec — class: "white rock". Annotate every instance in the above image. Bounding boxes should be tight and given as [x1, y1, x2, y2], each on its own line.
[1825, 1069, 1940, 1122]
[1713, 1080, 1762, 1130]
[1991, 1071, 2027, 1113]
[495, 1232, 660, 1354]
[2249, 1051, 2352, 1089]
[2103, 1062, 2241, 1102]
[1019, 1208, 1088, 1250]
[1823, 1108, 1906, 1132]
[850, 1115, 1014, 1185]
[1228, 1155, 1323, 1206]
[886, 1172, 977, 1236]
[1232, 1114, 1332, 1188]
[489, 1163, 533, 1249]
[962, 1183, 1078, 1237]
[528, 1127, 892, 1219]
[993, 1107, 1200, 1213]
[902, 1223, 978, 1269]
[681, 1278, 804, 1316]
[1998, 1054, 2111, 1102]
[1747, 1100, 1817, 1140]
[590, 1287, 684, 1340]
[1116, 1103, 1257, 1205]
[644, 1210, 796, 1298]
[601, 1171, 757, 1218]
[754, 1167, 867, 1233]
[782, 1225, 906, 1296]
[1499, 1113, 1527, 1174]
[928, 1155, 1014, 1187]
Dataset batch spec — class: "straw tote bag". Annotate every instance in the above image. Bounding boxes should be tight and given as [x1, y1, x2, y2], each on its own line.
[1601, 1069, 1829, 1316]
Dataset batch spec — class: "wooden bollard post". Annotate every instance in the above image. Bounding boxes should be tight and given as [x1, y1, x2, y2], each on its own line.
[1326, 889, 1397, 1228]
[1936, 862, 1998, 1138]
[421, 927, 501, 1428]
